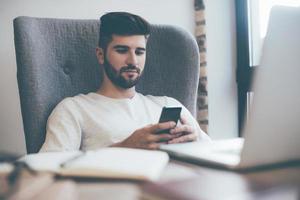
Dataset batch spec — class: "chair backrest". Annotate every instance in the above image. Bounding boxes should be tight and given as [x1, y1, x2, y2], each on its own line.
[13, 16, 200, 153]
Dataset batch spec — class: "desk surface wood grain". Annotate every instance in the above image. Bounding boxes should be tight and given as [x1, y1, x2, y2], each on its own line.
[1, 159, 299, 199]
[75, 159, 300, 200]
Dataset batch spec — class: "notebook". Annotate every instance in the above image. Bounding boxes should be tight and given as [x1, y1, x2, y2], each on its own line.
[160, 6, 300, 170]
[20, 147, 169, 181]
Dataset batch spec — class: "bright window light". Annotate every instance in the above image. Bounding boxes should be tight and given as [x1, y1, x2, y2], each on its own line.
[249, 0, 300, 66]
[260, 0, 300, 37]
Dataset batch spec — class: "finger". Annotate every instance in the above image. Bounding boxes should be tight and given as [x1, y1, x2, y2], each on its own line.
[152, 133, 176, 142]
[169, 125, 194, 134]
[144, 133, 173, 143]
[180, 115, 189, 125]
[168, 135, 195, 144]
[148, 121, 176, 133]
[168, 133, 198, 144]
[147, 143, 160, 150]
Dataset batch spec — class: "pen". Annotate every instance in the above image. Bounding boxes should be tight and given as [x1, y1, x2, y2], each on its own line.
[60, 152, 85, 168]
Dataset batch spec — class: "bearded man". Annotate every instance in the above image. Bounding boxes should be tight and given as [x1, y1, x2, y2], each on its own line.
[40, 12, 210, 152]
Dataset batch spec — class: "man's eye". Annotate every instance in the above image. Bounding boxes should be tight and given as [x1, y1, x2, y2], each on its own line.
[116, 49, 127, 54]
[136, 50, 145, 56]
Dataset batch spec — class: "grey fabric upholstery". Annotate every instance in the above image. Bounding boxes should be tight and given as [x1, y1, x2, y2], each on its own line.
[13, 16, 200, 153]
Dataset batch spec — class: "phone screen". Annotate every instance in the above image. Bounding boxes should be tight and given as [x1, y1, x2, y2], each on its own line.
[157, 107, 182, 134]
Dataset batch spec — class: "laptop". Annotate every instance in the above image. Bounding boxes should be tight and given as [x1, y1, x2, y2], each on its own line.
[160, 6, 300, 170]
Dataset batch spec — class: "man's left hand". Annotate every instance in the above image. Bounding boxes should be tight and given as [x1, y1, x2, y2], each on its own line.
[167, 116, 199, 144]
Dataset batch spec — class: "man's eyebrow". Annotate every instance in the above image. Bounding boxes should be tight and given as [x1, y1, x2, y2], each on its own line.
[113, 45, 146, 51]
[136, 47, 146, 51]
[113, 45, 129, 49]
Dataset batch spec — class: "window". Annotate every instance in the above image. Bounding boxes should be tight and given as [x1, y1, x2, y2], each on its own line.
[235, 0, 300, 135]
[249, 0, 300, 66]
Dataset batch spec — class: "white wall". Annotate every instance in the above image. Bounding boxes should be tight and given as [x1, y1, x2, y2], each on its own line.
[0, 0, 237, 155]
[205, 0, 238, 139]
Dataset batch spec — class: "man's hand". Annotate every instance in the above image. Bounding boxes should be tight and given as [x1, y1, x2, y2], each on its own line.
[167, 116, 199, 144]
[111, 121, 179, 150]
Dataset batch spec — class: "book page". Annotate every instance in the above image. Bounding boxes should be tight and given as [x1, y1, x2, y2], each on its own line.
[21, 148, 169, 181]
[62, 148, 169, 181]
[21, 151, 81, 172]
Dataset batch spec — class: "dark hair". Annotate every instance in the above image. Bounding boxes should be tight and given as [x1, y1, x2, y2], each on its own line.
[98, 12, 151, 50]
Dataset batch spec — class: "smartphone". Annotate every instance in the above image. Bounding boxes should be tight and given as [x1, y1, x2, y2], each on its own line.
[157, 107, 182, 134]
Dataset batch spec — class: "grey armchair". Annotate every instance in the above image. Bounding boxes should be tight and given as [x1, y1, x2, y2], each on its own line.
[13, 16, 200, 153]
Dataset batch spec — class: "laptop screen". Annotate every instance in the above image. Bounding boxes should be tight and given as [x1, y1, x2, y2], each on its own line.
[240, 6, 300, 167]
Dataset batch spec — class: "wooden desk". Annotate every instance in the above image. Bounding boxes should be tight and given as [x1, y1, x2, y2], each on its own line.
[76, 160, 300, 200]
[1, 160, 299, 199]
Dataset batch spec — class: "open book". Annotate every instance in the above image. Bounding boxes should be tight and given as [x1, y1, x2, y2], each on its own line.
[21, 147, 169, 181]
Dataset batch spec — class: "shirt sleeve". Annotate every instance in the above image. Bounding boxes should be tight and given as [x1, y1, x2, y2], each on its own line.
[165, 97, 211, 141]
[39, 98, 82, 152]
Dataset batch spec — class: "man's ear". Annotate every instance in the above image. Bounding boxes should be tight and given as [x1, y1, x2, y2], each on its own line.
[96, 47, 104, 65]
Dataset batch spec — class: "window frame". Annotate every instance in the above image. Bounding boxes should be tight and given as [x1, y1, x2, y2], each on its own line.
[235, 0, 257, 136]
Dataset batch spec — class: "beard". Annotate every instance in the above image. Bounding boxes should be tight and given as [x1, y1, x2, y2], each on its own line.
[103, 56, 143, 89]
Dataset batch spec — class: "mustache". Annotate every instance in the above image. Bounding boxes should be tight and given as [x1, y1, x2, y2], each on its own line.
[120, 65, 141, 74]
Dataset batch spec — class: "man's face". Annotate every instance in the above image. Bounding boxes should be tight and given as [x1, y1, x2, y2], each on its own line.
[97, 35, 147, 89]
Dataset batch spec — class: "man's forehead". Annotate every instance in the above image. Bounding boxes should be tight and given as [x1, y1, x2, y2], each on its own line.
[109, 34, 147, 48]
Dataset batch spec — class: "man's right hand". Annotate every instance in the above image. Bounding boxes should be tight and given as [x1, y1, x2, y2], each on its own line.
[111, 121, 179, 150]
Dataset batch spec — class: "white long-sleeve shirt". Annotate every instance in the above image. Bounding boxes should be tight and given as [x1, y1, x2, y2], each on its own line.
[40, 92, 210, 152]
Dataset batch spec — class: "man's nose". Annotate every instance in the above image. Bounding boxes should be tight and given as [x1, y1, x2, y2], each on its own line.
[126, 52, 138, 66]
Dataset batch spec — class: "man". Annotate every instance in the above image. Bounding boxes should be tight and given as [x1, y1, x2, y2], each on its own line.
[40, 12, 210, 152]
